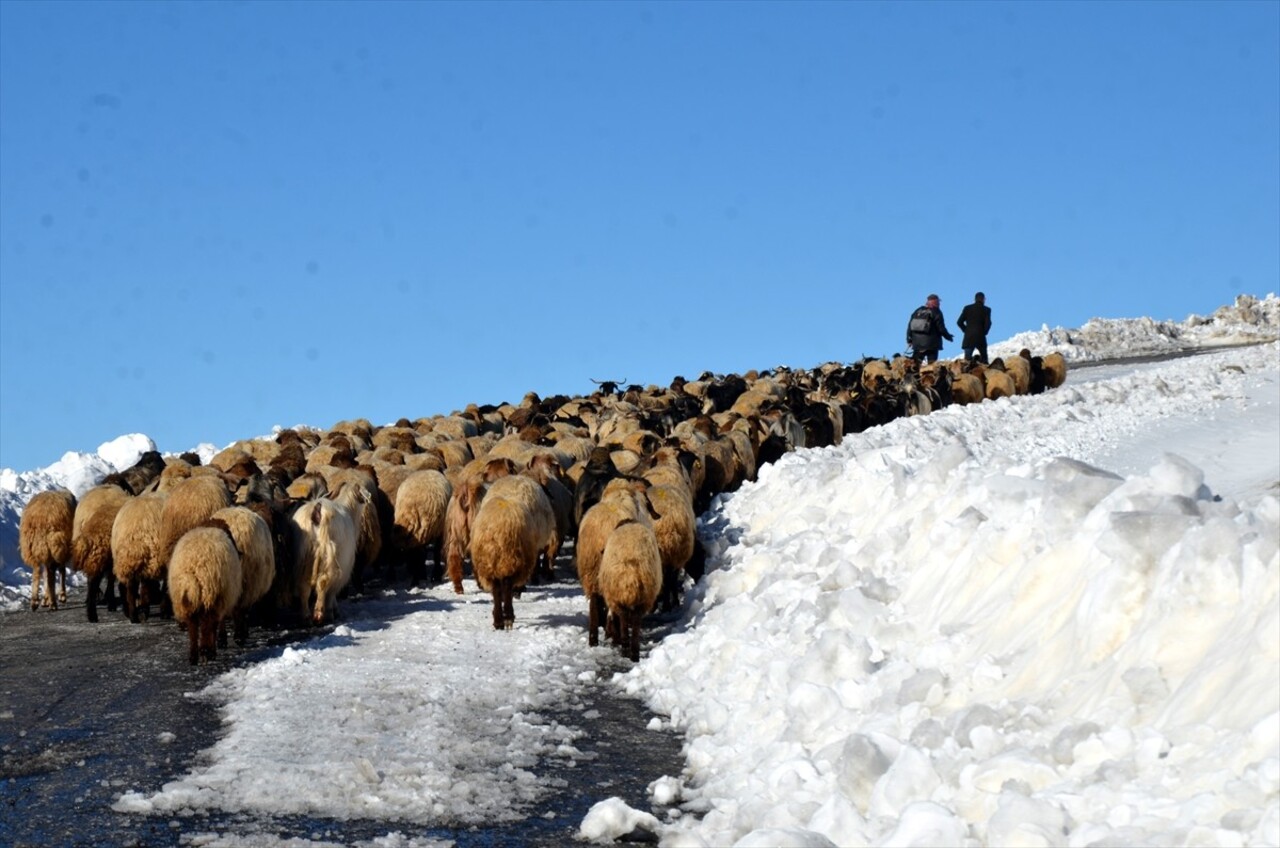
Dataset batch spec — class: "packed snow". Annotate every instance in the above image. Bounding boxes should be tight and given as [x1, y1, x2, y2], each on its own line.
[1, 294, 1277, 847]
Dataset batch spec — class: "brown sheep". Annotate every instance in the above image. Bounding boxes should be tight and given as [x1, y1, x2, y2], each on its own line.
[158, 475, 233, 614]
[18, 489, 76, 611]
[111, 491, 168, 622]
[168, 520, 243, 665]
[646, 483, 697, 613]
[469, 474, 557, 630]
[950, 371, 985, 405]
[576, 478, 654, 646]
[211, 506, 276, 645]
[1042, 351, 1068, 389]
[972, 364, 1016, 401]
[998, 355, 1032, 395]
[72, 482, 132, 622]
[599, 521, 664, 662]
[391, 469, 454, 586]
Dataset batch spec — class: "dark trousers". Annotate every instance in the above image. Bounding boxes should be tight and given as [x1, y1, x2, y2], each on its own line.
[912, 348, 940, 364]
[963, 342, 988, 364]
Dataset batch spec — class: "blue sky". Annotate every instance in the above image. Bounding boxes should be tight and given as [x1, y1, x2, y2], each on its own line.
[1, 0, 1277, 472]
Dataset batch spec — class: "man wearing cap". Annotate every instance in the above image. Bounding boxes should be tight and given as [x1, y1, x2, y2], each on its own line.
[957, 291, 992, 364]
[906, 293, 954, 363]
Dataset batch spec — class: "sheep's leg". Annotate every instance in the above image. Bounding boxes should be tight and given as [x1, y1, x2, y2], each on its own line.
[201, 616, 219, 662]
[588, 594, 603, 647]
[105, 573, 119, 613]
[120, 579, 135, 621]
[447, 545, 465, 594]
[427, 541, 444, 584]
[186, 616, 200, 665]
[502, 579, 515, 630]
[30, 564, 43, 611]
[217, 619, 229, 650]
[86, 573, 102, 623]
[233, 609, 249, 646]
[490, 584, 504, 630]
[407, 548, 425, 588]
[628, 613, 641, 662]
[57, 565, 67, 604]
[45, 563, 59, 609]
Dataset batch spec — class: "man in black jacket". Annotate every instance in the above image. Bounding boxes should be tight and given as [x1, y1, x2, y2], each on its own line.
[906, 293, 954, 363]
[957, 291, 992, 364]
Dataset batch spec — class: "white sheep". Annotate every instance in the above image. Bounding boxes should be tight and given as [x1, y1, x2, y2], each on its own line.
[290, 496, 357, 626]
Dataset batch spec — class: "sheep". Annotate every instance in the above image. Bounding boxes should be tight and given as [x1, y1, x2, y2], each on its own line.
[111, 491, 167, 622]
[291, 495, 358, 626]
[951, 371, 985, 405]
[330, 477, 381, 594]
[999, 354, 1033, 395]
[576, 478, 654, 646]
[1042, 351, 1068, 389]
[444, 473, 488, 594]
[973, 363, 1016, 401]
[391, 469, 453, 586]
[167, 520, 243, 665]
[18, 489, 76, 611]
[211, 506, 276, 645]
[468, 474, 557, 630]
[104, 450, 167, 495]
[574, 446, 622, 527]
[72, 482, 132, 622]
[646, 482, 697, 613]
[598, 520, 664, 661]
[159, 474, 233, 571]
[526, 451, 574, 554]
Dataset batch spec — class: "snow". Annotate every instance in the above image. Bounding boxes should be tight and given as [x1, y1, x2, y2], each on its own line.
[2, 294, 1278, 846]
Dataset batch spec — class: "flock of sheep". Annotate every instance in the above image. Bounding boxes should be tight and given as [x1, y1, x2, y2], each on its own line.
[18, 350, 1067, 665]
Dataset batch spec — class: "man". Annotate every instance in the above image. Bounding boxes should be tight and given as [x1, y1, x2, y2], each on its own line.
[906, 293, 954, 363]
[957, 291, 992, 364]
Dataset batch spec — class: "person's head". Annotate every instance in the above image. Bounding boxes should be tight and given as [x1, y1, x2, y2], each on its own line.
[926, 294, 940, 308]
[974, 292, 985, 303]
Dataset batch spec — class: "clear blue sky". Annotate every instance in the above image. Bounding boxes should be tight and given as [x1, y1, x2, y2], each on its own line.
[2, 0, 1277, 472]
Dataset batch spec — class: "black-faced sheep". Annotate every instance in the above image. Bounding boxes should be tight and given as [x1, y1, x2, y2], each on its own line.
[211, 506, 275, 645]
[391, 469, 453, 586]
[573, 446, 622, 528]
[468, 474, 557, 630]
[104, 450, 167, 495]
[599, 520, 664, 662]
[290, 496, 357, 626]
[18, 489, 76, 611]
[111, 490, 167, 622]
[72, 482, 132, 622]
[167, 520, 243, 665]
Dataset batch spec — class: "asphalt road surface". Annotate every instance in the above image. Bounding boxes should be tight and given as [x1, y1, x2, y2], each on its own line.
[0, 568, 685, 848]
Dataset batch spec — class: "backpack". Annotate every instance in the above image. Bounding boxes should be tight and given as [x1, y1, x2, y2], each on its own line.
[909, 308, 934, 335]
